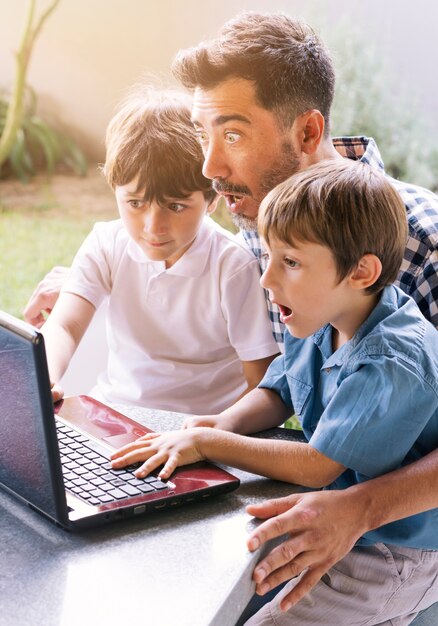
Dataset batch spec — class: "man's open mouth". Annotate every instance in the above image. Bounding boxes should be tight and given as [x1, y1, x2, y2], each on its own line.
[223, 193, 245, 210]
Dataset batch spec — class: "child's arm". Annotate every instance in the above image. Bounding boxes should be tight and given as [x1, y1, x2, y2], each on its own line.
[23, 265, 69, 327]
[239, 354, 279, 397]
[183, 386, 289, 431]
[41, 292, 95, 399]
[111, 387, 344, 487]
[111, 427, 344, 487]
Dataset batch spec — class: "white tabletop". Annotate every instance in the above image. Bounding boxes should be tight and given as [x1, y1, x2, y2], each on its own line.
[0, 405, 301, 626]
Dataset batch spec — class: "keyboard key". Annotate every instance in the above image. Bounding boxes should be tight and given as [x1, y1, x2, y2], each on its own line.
[90, 488, 106, 498]
[107, 488, 128, 500]
[119, 484, 142, 496]
[98, 494, 115, 503]
[149, 481, 168, 490]
[136, 483, 155, 493]
[110, 478, 125, 487]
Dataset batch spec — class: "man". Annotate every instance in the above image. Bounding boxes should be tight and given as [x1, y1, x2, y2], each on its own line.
[24, 11, 438, 625]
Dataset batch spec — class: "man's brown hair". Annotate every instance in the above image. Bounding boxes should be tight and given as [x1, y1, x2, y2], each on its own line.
[259, 160, 407, 295]
[172, 11, 335, 134]
[104, 85, 215, 203]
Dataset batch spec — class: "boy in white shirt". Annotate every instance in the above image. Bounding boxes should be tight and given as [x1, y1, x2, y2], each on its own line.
[42, 86, 278, 414]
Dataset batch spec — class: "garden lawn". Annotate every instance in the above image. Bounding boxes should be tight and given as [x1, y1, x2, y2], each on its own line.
[0, 209, 106, 318]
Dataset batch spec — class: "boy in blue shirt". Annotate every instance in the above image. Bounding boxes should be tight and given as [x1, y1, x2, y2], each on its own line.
[112, 159, 438, 624]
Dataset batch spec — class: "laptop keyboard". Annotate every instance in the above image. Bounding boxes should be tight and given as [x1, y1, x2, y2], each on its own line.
[56, 421, 169, 506]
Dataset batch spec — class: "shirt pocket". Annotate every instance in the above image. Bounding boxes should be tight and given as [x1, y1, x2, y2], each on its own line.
[286, 375, 312, 417]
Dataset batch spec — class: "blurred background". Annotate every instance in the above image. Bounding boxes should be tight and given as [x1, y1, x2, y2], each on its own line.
[2, 0, 437, 164]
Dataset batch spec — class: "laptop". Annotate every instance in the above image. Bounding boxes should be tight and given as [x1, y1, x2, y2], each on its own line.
[0, 310, 240, 531]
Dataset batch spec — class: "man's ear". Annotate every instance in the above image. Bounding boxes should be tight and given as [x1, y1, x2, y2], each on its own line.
[348, 254, 382, 290]
[206, 195, 220, 216]
[294, 109, 325, 156]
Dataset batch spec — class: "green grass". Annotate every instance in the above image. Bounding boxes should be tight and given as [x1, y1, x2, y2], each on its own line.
[0, 209, 106, 317]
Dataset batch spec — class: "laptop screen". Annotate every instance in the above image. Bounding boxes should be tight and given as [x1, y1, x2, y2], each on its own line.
[0, 317, 65, 521]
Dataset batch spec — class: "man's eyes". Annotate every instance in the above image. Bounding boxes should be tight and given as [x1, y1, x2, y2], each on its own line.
[284, 257, 299, 268]
[195, 129, 209, 143]
[224, 131, 240, 144]
[194, 129, 241, 144]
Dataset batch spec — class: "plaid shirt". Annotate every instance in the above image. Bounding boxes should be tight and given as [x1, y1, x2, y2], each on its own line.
[241, 136, 438, 349]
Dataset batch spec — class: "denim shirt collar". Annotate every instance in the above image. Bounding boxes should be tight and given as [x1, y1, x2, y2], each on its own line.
[313, 286, 398, 370]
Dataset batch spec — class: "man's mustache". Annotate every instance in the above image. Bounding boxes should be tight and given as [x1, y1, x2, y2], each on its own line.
[213, 180, 252, 196]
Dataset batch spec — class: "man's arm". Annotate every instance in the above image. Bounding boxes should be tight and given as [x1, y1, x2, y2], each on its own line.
[23, 266, 70, 327]
[246, 448, 438, 610]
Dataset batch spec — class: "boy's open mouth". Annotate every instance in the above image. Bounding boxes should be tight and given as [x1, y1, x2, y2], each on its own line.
[278, 303, 293, 322]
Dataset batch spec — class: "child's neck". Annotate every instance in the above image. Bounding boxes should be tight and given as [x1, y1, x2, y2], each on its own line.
[332, 293, 380, 351]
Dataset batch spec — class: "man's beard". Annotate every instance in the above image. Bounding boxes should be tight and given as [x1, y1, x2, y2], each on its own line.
[231, 140, 300, 231]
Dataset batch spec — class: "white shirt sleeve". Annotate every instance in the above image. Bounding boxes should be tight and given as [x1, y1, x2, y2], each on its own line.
[62, 221, 116, 309]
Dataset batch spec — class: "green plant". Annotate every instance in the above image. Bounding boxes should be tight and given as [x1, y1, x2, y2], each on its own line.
[0, 0, 87, 182]
[328, 22, 438, 191]
[0, 86, 88, 182]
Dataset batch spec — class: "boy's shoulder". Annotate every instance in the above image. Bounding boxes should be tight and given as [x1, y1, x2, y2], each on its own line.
[88, 218, 132, 248]
[91, 218, 124, 236]
[349, 285, 438, 384]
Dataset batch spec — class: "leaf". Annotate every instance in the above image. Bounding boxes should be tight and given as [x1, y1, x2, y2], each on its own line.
[9, 127, 35, 182]
[60, 134, 88, 175]
[24, 117, 58, 174]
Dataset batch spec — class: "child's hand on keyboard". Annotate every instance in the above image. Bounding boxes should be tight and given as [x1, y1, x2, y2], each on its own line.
[110, 429, 206, 480]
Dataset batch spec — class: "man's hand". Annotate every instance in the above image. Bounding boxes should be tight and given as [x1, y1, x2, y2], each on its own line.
[23, 266, 70, 327]
[246, 489, 368, 611]
[110, 429, 206, 480]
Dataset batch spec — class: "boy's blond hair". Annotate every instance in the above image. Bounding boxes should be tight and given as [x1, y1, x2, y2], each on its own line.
[103, 85, 215, 203]
[259, 159, 407, 294]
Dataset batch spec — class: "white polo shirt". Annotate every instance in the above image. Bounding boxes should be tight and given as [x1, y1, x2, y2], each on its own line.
[62, 217, 278, 414]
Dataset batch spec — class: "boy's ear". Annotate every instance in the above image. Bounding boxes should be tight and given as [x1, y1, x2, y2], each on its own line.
[293, 109, 325, 156]
[206, 195, 220, 215]
[348, 254, 382, 290]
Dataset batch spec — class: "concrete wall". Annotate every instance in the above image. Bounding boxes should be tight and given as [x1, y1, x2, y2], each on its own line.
[1, 0, 437, 162]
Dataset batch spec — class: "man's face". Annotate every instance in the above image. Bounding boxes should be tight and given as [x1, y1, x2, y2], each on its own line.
[191, 78, 301, 230]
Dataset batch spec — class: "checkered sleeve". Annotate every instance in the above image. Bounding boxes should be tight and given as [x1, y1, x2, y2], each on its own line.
[392, 181, 438, 329]
[241, 229, 285, 350]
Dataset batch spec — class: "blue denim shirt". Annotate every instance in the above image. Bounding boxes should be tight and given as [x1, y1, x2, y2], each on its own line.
[259, 285, 438, 548]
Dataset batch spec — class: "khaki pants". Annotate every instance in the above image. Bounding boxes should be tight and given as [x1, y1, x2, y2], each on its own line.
[245, 543, 438, 626]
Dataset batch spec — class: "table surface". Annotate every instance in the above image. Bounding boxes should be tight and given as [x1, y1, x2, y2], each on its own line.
[0, 405, 301, 626]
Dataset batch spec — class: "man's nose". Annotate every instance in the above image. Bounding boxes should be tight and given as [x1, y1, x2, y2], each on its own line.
[202, 141, 231, 181]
